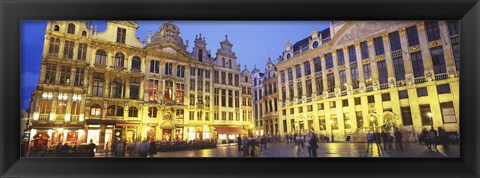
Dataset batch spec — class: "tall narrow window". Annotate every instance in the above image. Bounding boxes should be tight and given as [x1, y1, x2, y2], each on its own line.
[116, 27, 126, 43]
[235, 74, 239, 86]
[360, 41, 369, 59]
[148, 107, 157, 118]
[198, 49, 203, 62]
[150, 60, 159, 73]
[214, 71, 219, 83]
[229, 59, 232, 69]
[92, 73, 104, 97]
[295, 65, 302, 78]
[425, 21, 441, 42]
[393, 57, 405, 81]
[165, 63, 172, 75]
[351, 66, 359, 89]
[130, 78, 140, 100]
[228, 73, 233, 85]
[420, 104, 432, 126]
[63, 40, 74, 59]
[389, 31, 402, 51]
[348, 45, 357, 62]
[406, 26, 420, 46]
[48, 38, 60, 56]
[67, 23, 75, 34]
[289, 84, 294, 101]
[221, 89, 226, 107]
[111, 78, 123, 98]
[148, 79, 159, 101]
[74, 67, 84, 87]
[176, 65, 184, 77]
[363, 64, 372, 81]
[288, 68, 293, 81]
[377, 60, 388, 84]
[327, 74, 335, 92]
[430, 47, 447, 74]
[114, 52, 124, 67]
[176, 83, 184, 104]
[128, 107, 138, 117]
[325, 53, 333, 69]
[411, 52, 425, 77]
[374, 37, 385, 55]
[297, 82, 303, 100]
[77, 43, 87, 60]
[316, 77, 323, 95]
[304, 61, 311, 75]
[131, 56, 141, 71]
[228, 90, 233, 107]
[306, 80, 312, 97]
[59, 66, 71, 85]
[44, 64, 56, 84]
[401, 107, 413, 126]
[95, 50, 107, 65]
[337, 49, 345, 65]
[339, 70, 346, 90]
[314, 58, 322, 72]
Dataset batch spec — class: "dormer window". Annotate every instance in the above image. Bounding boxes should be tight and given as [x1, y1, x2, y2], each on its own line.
[312, 41, 319, 49]
[54, 25, 60, 31]
[198, 50, 203, 62]
[116, 27, 126, 44]
[67, 23, 75, 34]
[229, 59, 232, 69]
[287, 53, 291, 59]
[82, 31, 87, 37]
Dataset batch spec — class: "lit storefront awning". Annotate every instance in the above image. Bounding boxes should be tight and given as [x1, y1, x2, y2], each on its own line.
[31, 123, 84, 129]
[214, 126, 246, 134]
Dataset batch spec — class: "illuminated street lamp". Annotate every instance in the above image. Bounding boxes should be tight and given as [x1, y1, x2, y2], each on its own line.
[427, 112, 433, 127]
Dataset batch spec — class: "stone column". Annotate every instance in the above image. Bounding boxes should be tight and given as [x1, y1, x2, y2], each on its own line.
[343, 47, 353, 88]
[416, 22, 434, 75]
[39, 64, 47, 83]
[368, 39, 379, 83]
[382, 34, 395, 81]
[300, 63, 306, 99]
[321, 55, 328, 95]
[438, 21, 456, 73]
[139, 78, 145, 101]
[332, 51, 341, 88]
[125, 78, 130, 99]
[292, 67, 298, 100]
[399, 27, 414, 81]
[58, 39, 65, 59]
[355, 43, 366, 85]
[70, 67, 76, 87]
[72, 42, 79, 60]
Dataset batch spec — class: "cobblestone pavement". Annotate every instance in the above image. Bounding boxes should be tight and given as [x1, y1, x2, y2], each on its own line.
[96, 142, 460, 158]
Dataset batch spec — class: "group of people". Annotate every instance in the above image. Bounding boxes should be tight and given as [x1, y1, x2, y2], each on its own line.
[106, 139, 157, 157]
[365, 128, 404, 154]
[419, 127, 449, 151]
[292, 132, 319, 157]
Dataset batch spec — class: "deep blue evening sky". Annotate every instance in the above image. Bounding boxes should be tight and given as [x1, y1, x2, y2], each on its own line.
[21, 21, 329, 110]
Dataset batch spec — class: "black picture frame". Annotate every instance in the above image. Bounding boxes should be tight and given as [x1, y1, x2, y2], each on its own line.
[1, 0, 479, 177]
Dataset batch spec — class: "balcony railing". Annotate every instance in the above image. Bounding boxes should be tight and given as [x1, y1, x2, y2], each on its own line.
[341, 90, 347, 96]
[70, 115, 80, 123]
[328, 92, 335, 98]
[450, 34, 460, 44]
[380, 83, 389, 90]
[55, 114, 65, 122]
[434, 73, 448, 81]
[293, 50, 301, 56]
[306, 97, 313, 103]
[365, 86, 374, 92]
[414, 77, 426, 84]
[281, 102, 286, 107]
[296, 99, 303, 104]
[39, 114, 49, 122]
[391, 49, 403, 58]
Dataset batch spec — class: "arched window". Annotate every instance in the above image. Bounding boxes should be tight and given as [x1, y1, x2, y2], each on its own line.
[229, 59, 232, 68]
[128, 107, 138, 117]
[107, 105, 124, 116]
[95, 50, 107, 65]
[54, 25, 60, 31]
[287, 53, 291, 59]
[90, 104, 102, 116]
[67, 23, 75, 34]
[198, 50, 203, 62]
[114, 52, 124, 67]
[111, 78, 123, 98]
[222, 58, 225, 67]
[131, 56, 141, 70]
[81, 31, 87, 37]
[312, 41, 319, 49]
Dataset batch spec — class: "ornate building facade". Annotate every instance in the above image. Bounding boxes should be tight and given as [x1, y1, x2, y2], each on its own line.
[251, 59, 279, 136]
[276, 21, 460, 141]
[28, 21, 254, 150]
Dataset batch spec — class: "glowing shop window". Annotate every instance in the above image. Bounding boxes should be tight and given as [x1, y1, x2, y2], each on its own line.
[228, 134, 236, 140]
[87, 129, 100, 144]
[218, 134, 227, 140]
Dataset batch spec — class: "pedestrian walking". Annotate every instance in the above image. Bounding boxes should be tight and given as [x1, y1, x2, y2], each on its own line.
[242, 135, 249, 157]
[260, 135, 267, 151]
[305, 133, 312, 157]
[381, 130, 389, 151]
[365, 132, 374, 153]
[394, 128, 403, 151]
[148, 139, 157, 158]
[285, 134, 290, 144]
[309, 132, 319, 158]
[428, 127, 438, 151]
[88, 139, 96, 157]
[237, 136, 242, 151]
[105, 141, 110, 157]
[138, 140, 149, 157]
[438, 127, 449, 150]
[247, 135, 257, 157]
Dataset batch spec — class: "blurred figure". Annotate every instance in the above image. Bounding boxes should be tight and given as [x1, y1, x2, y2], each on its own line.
[309, 132, 318, 158]
[428, 127, 438, 151]
[88, 139, 96, 157]
[305, 133, 312, 157]
[394, 128, 403, 151]
[148, 139, 157, 158]
[438, 127, 448, 150]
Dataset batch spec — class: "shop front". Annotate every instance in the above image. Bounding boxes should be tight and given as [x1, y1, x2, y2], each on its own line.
[160, 120, 175, 141]
[30, 123, 85, 149]
[214, 126, 246, 144]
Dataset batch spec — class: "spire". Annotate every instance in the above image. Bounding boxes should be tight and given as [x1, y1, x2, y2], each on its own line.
[147, 29, 151, 43]
[244, 64, 247, 70]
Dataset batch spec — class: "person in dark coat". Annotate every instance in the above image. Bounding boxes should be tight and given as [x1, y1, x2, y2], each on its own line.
[437, 127, 448, 150]
[148, 139, 157, 158]
[88, 139, 96, 157]
[237, 136, 242, 151]
[381, 130, 389, 151]
[309, 132, 319, 157]
[394, 128, 403, 150]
